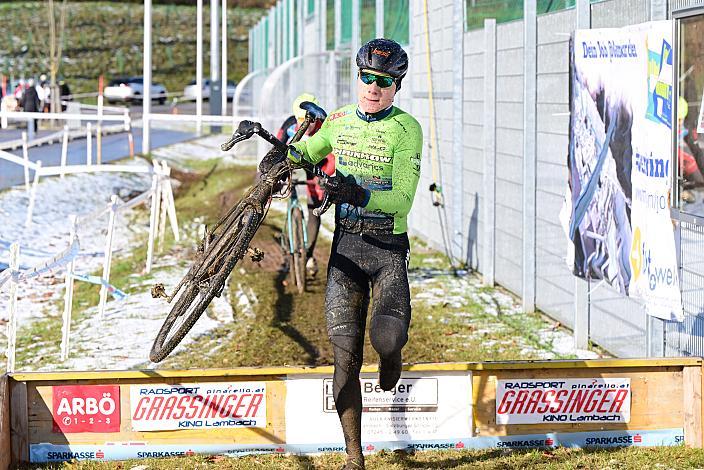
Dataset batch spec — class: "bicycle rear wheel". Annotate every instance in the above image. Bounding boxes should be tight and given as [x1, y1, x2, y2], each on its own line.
[149, 207, 260, 363]
[291, 206, 306, 294]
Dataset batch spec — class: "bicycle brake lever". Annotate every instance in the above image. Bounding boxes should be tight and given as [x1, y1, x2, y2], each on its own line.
[221, 121, 261, 151]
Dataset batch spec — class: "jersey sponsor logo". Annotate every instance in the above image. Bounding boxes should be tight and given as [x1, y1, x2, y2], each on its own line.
[329, 109, 354, 121]
[337, 148, 392, 164]
[338, 156, 385, 173]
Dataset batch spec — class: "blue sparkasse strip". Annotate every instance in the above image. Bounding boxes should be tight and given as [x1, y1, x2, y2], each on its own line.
[30, 429, 684, 463]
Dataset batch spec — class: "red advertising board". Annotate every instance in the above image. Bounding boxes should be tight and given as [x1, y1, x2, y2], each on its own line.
[52, 385, 121, 433]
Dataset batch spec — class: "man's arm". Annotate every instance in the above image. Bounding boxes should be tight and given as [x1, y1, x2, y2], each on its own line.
[288, 118, 332, 165]
[364, 122, 423, 217]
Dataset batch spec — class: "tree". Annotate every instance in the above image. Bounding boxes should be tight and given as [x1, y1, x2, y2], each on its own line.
[48, 0, 69, 117]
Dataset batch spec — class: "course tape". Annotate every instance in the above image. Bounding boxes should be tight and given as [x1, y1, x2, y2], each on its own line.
[27, 428, 684, 463]
[72, 273, 127, 300]
[0, 239, 55, 257]
[0, 238, 80, 290]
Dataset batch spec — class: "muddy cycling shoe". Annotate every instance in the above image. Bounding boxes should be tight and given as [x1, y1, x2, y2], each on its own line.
[340, 456, 365, 470]
[306, 257, 318, 277]
[378, 350, 403, 391]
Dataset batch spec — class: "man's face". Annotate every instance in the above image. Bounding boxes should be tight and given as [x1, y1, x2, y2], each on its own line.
[357, 70, 396, 114]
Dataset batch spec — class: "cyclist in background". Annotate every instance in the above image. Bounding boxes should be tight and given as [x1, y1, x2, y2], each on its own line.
[276, 93, 335, 277]
[261, 38, 423, 470]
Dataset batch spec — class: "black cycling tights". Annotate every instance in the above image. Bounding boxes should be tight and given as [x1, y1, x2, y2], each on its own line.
[325, 229, 411, 460]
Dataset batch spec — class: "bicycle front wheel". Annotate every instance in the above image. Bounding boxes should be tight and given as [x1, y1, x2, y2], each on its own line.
[291, 206, 306, 294]
[149, 207, 260, 363]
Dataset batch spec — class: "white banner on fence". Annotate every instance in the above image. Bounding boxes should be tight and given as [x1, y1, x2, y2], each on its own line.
[129, 382, 267, 431]
[569, 21, 682, 320]
[285, 373, 473, 445]
[496, 378, 631, 425]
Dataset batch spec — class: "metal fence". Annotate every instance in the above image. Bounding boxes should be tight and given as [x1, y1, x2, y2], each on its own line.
[245, 0, 704, 359]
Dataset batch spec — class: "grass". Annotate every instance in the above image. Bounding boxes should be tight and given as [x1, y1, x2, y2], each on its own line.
[21, 446, 704, 469]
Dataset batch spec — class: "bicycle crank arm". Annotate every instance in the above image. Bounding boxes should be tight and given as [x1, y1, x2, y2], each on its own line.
[312, 195, 333, 217]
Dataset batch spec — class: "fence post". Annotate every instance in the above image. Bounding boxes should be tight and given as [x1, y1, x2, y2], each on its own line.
[161, 161, 180, 242]
[21, 131, 30, 192]
[25, 160, 42, 227]
[6, 242, 19, 373]
[452, 0, 465, 265]
[483, 18, 497, 287]
[60, 124, 69, 178]
[522, 0, 537, 313]
[61, 215, 78, 361]
[574, 0, 591, 351]
[97, 77, 104, 165]
[158, 176, 168, 253]
[127, 118, 135, 159]
[123, 109, 130, 132]
[98, 196, 119, 319]
[574, 278, 590, 349]
[86, 122, 92, 166]
[145, 171, 160, 274]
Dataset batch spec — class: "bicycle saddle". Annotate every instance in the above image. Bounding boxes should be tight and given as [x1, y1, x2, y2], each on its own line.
[299, 101, 327, 121]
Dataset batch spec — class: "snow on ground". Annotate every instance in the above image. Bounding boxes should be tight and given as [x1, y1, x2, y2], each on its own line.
[55, 223, 245, 371]
[408, 262, 601, 360]
[0, 161, 152, 327]
[0, 133, 260, 372]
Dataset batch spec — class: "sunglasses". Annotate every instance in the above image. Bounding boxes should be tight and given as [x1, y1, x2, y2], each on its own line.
[359, 71, 395, 89]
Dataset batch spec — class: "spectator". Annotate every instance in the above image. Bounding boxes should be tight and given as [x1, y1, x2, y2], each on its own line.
[59, 80, 71, 111]
[13, 79, 25, 101]
[22, 78, 41, 132]
[36, 78, 47, 112]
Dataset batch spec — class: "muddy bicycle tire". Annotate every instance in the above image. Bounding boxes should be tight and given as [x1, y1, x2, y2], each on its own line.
[291, 207, 306, 294]
[149, 207, 261, 363]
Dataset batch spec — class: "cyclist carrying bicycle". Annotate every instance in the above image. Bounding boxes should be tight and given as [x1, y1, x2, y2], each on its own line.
[261, 38, 423, 470]
[276, 93, 335, 277]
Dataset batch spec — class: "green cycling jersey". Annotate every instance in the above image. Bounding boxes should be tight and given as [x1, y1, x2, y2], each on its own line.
[289, 104, 423, 234]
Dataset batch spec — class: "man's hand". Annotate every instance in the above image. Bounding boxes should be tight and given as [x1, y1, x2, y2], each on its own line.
[320, 174, 370, 207]
[258, 148, 286, 174]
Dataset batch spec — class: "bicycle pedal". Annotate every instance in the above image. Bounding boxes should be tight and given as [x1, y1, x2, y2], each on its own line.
[151, 283, 167, 299]
[248, 247, 265, 262]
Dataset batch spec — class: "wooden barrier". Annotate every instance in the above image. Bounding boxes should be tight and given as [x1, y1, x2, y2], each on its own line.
[1, 358, 702, 466]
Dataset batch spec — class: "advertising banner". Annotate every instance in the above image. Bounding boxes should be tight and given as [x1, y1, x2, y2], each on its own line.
[52, 385, 120, 433]
[29, 428, 685, 462]
[495, 378, 631, 425]
[567, 21, 683, 320]
[285, 373, 472, 445]
[129, 382, 266, 431]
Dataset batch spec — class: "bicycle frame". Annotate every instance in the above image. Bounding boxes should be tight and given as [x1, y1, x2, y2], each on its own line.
[286, 185, 309, 254]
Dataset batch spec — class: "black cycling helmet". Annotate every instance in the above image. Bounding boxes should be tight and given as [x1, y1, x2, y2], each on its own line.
[356, 38, 408, 90]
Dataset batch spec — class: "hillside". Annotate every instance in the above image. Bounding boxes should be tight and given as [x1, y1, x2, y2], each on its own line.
[0, 1, 272, 96]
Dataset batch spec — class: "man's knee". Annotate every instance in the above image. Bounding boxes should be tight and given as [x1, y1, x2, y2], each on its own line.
[369, 315, 408, 358]
[331, 335, 363, 375]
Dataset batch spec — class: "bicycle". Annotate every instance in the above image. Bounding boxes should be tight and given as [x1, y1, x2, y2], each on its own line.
[149, 101, 330, 363]
[279, 177, 310, 294]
